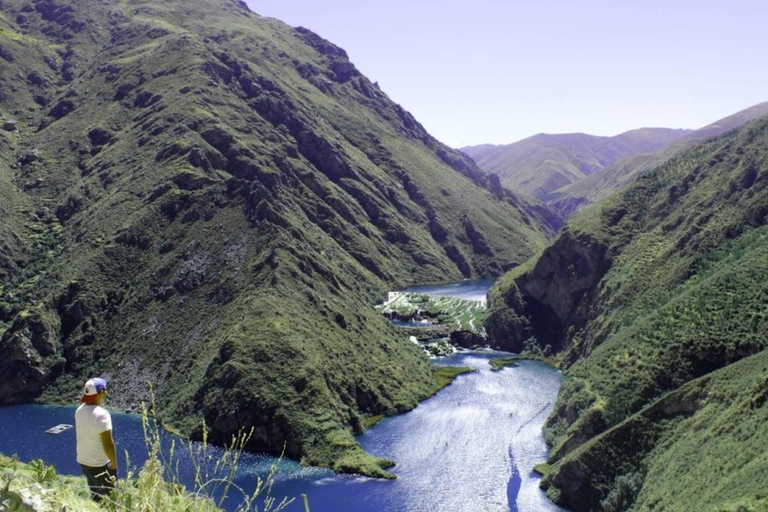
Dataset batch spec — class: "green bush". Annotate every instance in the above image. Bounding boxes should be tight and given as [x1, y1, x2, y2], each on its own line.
[599, 472, 643, 512]
[29, 458, 57, 484]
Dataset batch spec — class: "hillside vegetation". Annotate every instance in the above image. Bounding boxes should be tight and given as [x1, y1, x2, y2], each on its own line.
[486, 117, 768, 511]
[460, 128, 690, 200]
[0, 454, 227, 512]
[0, 0, 558, 476]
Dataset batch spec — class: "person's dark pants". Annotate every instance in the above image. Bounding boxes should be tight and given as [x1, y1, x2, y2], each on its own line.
[80, 463, 116, 502]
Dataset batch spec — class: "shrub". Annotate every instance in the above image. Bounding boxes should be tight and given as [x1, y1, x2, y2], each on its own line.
[29, 458, 57, 484]
[600, 472, 644, 512]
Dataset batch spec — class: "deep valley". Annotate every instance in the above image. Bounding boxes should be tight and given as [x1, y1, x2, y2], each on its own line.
[0, 1, 766, 511]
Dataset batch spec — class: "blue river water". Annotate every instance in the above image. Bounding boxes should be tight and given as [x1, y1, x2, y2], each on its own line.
[0, 280, 569, 511]
[391, 319, 436, 327]
[402, 279, 495, 303]
[0, 355, 566, 512]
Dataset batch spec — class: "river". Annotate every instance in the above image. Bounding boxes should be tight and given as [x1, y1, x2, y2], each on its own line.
[403, 279, 495, 303]
[0, 281, 568, 512]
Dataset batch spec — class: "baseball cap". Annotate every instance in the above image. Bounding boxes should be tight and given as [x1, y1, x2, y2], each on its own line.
[83, 378, 108, 396]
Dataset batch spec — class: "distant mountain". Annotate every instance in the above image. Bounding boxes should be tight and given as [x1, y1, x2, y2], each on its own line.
[486, 115, 768, 511]
[460, 128, 691, 200]
[0, 0, 557, 477]
[546, 101, 768, 217]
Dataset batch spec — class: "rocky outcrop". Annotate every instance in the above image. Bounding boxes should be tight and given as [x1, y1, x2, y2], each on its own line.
[198, 341, 302, 456]
[449, 330, 486, 349]
[399, 324, 451, 341]
[0, 312, 62, 403]
[294, 27, 360, 84]
[0, 485, 44, 512]
[0, 44, 13, 63]
[486, 229, 609, 355]
[48, 99, 75, 120]
[464, 216, 493, 256]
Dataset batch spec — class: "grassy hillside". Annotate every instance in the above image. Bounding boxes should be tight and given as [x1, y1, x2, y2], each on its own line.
[486, 116, 768, 510]
[546, 102, 768, 218]
[0, 0, 558, 476]
[460, 128, 690, 200]
[542, 349, 768, 512]
[0, 453, 228, 512]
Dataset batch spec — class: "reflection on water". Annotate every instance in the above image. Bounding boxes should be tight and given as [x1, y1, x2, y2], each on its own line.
[391, 319, 437, 328]
[402, 279, 495, 303]
[0, 280, 569, 512]
[0, 354, 566, 512]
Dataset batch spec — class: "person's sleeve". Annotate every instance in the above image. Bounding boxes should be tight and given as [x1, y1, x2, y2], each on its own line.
[96, 410, 113, 433]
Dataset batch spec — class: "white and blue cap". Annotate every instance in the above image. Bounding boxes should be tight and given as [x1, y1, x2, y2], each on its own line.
[83, 378, 108, 396]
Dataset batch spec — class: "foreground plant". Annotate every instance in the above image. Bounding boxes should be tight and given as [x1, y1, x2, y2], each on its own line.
[100, 385, 297, 512]
[0, 388, 303, 512]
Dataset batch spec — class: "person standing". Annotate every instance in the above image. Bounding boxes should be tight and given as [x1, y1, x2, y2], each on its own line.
[75, 378, 118, 502]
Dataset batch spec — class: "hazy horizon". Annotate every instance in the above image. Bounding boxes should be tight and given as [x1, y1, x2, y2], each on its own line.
[245, 0, 767, 148]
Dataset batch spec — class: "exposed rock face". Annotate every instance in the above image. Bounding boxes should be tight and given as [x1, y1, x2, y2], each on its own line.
[486, 229, 610, 355]
[399, 324, 451, 341]
[0, 312, 62, 403]
[449, 330, 486, 349]
[0, 485, 44, 512]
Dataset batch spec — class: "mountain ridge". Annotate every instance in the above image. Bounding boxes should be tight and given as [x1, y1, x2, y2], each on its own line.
[0, 0, 557, 477]
[460, 127, 692, 200]
[546, 101, 768, 217]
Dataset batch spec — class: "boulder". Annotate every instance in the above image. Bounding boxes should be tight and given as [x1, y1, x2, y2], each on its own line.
[0, 486, 43, 512]
[87, 127, 114, 146]
[450, 330, 486, 349]
[114, 82, 136, 101]
[27, 72, 47, 87]
[19, 151, 39, 165]
[48, 99, 75, 120]
[134, 90, 162, 108]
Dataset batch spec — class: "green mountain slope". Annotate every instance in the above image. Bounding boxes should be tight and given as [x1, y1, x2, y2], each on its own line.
[460, 128, 690, 200]
[486, 116, 768, 510]
[543, 349, 768, 512]
[546, 101, 768, 218]
[0, 0, 558, 476]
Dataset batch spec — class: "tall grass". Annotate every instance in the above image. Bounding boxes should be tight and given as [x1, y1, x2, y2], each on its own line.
[0, 387, 307, 512]
[98, 386, 300, 512]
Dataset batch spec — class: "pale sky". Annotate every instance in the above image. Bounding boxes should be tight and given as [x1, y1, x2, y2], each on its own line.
[244, 0, 767, 147]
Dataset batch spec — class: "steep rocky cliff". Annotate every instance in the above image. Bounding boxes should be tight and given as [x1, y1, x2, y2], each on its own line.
[0, 0, 558, 476]
[487, 117, 768, 510]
